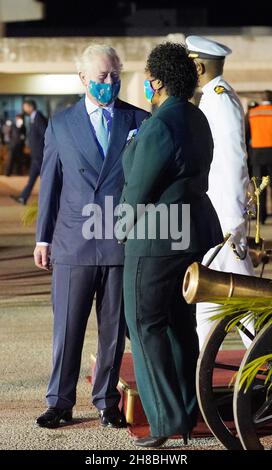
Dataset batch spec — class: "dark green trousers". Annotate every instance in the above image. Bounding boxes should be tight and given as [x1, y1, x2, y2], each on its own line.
[124, 254, 202, 437]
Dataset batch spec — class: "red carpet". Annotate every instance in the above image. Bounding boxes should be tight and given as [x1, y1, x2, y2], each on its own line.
[89, 351, 244, 438]
[118, 352, 242, 438]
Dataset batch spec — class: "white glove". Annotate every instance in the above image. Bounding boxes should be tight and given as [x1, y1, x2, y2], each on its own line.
[228, 231, 248, 260]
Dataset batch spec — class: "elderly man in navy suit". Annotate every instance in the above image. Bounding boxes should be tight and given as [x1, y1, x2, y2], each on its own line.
[34, 44, 149, 429]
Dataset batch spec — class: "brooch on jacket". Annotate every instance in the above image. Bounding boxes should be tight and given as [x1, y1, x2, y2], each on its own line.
[126, 128, 138, 144]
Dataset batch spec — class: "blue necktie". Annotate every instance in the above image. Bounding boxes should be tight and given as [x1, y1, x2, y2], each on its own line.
[96, 108, 109, 158]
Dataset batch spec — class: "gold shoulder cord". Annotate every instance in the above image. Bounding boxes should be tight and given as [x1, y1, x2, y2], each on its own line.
[251, 176, 270, 243]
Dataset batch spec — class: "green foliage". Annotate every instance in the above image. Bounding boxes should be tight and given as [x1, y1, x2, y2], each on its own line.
[207, 297, 272, 394]
[208, 297, 272, 333]
[21, 203, 38, 226]
[238, 354, 272, 393]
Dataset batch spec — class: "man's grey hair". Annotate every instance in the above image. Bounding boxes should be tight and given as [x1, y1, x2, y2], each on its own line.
[76, 43, 123, 74]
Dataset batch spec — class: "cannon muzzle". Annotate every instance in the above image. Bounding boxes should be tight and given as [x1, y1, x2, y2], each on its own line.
[182, 262, 272, 304]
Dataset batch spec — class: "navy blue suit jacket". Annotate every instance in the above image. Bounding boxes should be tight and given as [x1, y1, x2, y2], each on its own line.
[36, 97, 149, 265]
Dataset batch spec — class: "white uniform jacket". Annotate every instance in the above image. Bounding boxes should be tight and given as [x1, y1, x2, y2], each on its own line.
[197, 75, 255, 349]
[199, 75, 249, 245]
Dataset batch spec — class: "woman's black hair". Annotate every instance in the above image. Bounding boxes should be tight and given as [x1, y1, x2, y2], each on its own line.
[145, 42, 198, 99]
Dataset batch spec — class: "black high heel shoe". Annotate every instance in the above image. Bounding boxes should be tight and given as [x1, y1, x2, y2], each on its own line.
[182, 432, 191, 445]
[135, 432, 192, 448]
[134, 435, 168, 448]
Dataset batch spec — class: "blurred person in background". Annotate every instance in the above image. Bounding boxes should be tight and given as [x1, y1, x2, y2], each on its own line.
[247, 90, 272, 224]
[1, 119, 12, 174]
[2, 119, 12, 145]
[11, 99, 47, 204]
[245, 100, 258, 178]
[5, 114, 26, 176]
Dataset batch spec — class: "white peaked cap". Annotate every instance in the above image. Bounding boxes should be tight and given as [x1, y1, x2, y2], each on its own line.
[185, 36, 232, 59]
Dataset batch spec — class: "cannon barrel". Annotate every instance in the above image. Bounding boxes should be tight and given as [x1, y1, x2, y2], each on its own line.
[182, 262, 272, 304]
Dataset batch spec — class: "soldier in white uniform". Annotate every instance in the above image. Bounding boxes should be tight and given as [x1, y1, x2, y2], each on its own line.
[185, 35, 255, 348]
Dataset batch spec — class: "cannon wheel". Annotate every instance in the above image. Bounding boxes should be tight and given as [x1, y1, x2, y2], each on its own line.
[196, 313, 254, 450]
[233, 322, 272, 450]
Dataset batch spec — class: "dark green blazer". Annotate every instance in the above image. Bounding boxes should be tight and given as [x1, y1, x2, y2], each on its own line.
[116, 96, 223, 256]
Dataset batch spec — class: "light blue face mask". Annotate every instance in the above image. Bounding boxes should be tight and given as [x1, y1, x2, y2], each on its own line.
[89, 80, 121, 105]
[144, 79, 156, 103]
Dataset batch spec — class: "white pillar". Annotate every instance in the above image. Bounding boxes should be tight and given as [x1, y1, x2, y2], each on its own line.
[0, 0, 44, 22]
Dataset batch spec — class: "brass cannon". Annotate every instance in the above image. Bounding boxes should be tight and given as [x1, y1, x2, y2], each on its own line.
[182, 261, 272, 451]
[182, 260, 272, 304]
[182, 176, 272, 450]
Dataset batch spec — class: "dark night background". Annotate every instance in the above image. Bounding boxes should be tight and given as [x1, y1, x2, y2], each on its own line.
[5, 0, 272, 37]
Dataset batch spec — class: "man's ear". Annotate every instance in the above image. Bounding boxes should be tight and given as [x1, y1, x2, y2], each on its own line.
[79, 72, 88, 86]
[195, 60, 205, 76]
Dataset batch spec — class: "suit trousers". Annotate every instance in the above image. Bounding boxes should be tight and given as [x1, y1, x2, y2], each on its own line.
[5, 144, 23, 176]
[46, 264, 126, 410]
[20, 158, 41, 203]
[123, 254, 203, 437]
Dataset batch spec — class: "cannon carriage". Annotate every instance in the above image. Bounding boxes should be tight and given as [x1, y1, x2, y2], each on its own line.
[183, 254, 272, 450]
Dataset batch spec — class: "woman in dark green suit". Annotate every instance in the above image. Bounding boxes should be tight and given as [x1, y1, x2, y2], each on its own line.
[116, 43, 223, 447]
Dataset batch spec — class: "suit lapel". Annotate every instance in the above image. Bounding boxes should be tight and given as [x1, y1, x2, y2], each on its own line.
[97, 102, 133, 187]
[67, 97, 103, 177]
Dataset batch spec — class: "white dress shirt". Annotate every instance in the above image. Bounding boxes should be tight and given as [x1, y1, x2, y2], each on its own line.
[85, 94, 114, 142]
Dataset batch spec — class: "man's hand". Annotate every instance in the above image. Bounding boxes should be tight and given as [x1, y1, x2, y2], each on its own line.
[228, 231, 248, 260]
[34, 244, 51, 270]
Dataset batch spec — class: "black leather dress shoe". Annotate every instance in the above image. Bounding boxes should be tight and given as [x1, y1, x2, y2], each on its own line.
[99, 405, 127, 428]
[36, 407, 73, 428]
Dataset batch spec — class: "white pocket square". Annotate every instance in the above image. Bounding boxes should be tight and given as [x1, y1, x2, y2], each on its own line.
[127, 129, 138, 141]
